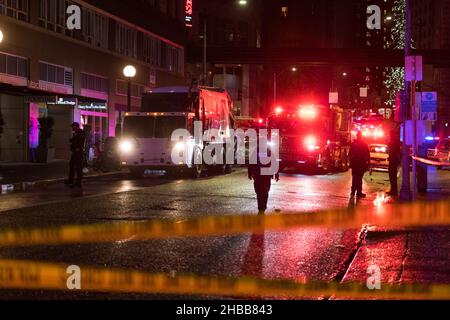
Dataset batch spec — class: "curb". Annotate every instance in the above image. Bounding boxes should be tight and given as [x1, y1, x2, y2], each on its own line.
[0, 171, 126, 195]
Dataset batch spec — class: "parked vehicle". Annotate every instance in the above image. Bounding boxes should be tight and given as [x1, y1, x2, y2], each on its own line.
[119, 86, 235, 178]
[267, 104, 353, 173]
[369, 144, 389, 172]
[429, 138, 450, 169]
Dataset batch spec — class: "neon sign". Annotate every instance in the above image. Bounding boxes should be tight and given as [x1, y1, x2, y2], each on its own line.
[185, 0, 193, 27]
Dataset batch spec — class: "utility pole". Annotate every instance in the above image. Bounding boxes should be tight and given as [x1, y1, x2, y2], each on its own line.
[411, 79, 417, 200]
[203, 21, 207, 86]
[400, 0, 412, 201]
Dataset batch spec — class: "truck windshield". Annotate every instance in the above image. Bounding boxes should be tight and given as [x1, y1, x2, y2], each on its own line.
[154, 116, 187, 138]
[142, 93, 192, 112]
[124, 116, 186, 138]
[269, 117, 321, 135]
[123, 116, 155, 138]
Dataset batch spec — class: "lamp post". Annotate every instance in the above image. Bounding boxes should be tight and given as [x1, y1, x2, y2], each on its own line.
[123, 65, 136, 112]
[273, 67, 297, 105]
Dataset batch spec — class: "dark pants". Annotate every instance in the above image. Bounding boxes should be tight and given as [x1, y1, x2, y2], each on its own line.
[69, 152, 84, 185]
[253, 175, 272, 211]
[351, 169, 365, 196]
[389, 162, 399, 195]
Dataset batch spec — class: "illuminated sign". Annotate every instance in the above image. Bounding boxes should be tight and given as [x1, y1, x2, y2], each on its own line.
[185, 0, 193, 27]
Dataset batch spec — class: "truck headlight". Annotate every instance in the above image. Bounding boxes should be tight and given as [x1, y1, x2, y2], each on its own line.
[174, 142, 185, 151]
[119, 140, 134, 154]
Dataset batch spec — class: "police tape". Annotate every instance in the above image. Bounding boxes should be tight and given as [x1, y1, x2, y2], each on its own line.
[0, 200, 450, 248]
[413, 156, 450, 167]
[0, 202, 450, 247]
[0, 259, 449, 299]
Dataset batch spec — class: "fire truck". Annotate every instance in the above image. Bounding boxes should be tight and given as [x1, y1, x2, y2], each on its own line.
[119, 86, 235, 178]
[267, 105, 353, 173]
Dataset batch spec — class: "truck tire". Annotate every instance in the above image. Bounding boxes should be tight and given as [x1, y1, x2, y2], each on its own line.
[318, 156, 330, 174]
[340, 154, 350, 172]
[191, 148, 203, 179]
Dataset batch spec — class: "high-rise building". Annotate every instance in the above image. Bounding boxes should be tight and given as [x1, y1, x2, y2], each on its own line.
[186, 0, 262, 117]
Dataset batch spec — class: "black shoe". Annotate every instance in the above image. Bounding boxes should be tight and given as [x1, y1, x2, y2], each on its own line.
[356, 193, 367, 198]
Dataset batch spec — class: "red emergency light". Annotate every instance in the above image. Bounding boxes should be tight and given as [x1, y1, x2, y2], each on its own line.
[298, 105, 318, 119]
[275, 107, 283, 115]
[304, 135, 320, 151]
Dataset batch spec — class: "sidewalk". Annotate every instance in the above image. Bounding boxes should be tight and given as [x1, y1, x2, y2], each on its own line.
[341, 167, 450, 291]
[0, 161, 123, 194]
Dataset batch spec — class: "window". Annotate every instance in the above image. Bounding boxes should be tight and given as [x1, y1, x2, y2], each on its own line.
[0, 0, 29, 21]
[115, 23, 137, 58]
[82, 7, 109, 48]
[81, 73, 109, 93]
[39, 61, 73, 86]
[143, 34, 161, 66]
[165, 45, 181, 73]
[39, 0, 66, 33]
[0, 52, 28, 78]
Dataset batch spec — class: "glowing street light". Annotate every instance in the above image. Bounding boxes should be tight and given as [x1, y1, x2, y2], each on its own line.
[123, 65, 136, 112]
[0, 29, 4, 43]
[123, 65, 137, 78]
[239, 0, 248, 5]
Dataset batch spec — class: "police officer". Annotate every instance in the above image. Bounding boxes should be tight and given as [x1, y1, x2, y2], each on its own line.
[66, 122, 86, 188]
[349, 131, 370, 198]
[387, 129, 401, 196]
[248, 131, 280, 214]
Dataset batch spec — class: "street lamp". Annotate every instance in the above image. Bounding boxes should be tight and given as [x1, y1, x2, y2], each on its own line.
[238, 0, 248, 5]
[0, 29, 4, 43]
[123, 65, 136, 112]
[273, 67, 297, 104]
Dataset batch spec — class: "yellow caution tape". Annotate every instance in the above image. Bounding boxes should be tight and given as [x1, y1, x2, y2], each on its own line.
[0, 200, 449, 247]
[0, 259, 449, 299]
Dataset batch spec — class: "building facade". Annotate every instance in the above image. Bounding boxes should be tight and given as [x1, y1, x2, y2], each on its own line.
[0, 0, 187, 162]
[412, 0, 450, 137]
[186, 0, 262, 117]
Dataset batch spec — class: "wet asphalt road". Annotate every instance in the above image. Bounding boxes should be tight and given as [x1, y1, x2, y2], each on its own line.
[0, 167, 414, 299]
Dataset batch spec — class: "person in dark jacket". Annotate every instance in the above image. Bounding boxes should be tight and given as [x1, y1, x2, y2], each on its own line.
[66, 122, 86, 188]
[248, 131, 280, 214]
[387, 129, 401, 196]
[349, 131, 370, 198]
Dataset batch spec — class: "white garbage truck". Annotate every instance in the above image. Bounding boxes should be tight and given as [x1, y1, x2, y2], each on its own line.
[119, 86, 235, 178]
